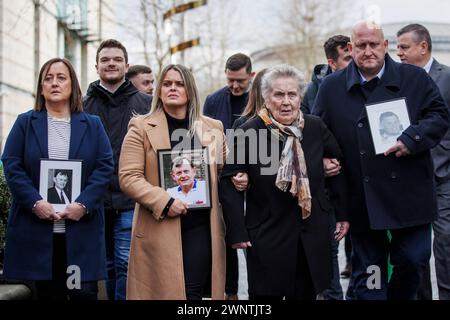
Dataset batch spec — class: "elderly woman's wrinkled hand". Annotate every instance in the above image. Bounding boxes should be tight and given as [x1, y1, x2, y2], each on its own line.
[334, 221, 350, 241]
[323, 158, 341, 177]
[231, 172, 249, 191]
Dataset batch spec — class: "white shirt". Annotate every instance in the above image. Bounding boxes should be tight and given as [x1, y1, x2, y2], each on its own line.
[359, 62, 386, 83]
[55, 186, 70, 204]
[167, 180, 207, 206]
[423, 57, 434, 74]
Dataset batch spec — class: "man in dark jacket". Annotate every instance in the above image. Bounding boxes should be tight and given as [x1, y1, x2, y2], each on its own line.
[84, 39, 151, 300]
[203, 53, 255, 131]
[313, 21, 449, 300]
[397, 23, 450, 300]
[301, 35, 353, 301]
[301, 35, 351, 114]
[203, 53, 254, 300]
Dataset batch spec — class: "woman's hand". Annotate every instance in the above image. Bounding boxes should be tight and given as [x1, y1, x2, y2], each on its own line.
[167, 198, 188, 217]
[59, 203, 87, 221]
[232, 241, 252, 249]
[334, 221, 350, 241]
[231, 172, 249, 191]
[323, 158, 341, 177]
[32, 200, 60, 220]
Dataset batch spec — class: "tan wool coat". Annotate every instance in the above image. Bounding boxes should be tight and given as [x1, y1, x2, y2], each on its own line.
[119, 109, 226, 300]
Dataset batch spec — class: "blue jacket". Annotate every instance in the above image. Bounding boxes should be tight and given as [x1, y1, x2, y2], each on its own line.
[313, 54, 449, 231]
[203, 86, 233, 130]
[1, 110, 114, 281]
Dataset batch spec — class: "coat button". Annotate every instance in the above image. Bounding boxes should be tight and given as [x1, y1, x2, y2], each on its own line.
[364, 176, 370, 183]
[358, 123, 364, 128]
[391, 172, 397, 179]
[360, 150, 366, 156]
[415, 135, 421, 141]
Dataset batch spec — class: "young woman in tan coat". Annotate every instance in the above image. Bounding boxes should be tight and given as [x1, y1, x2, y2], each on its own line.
[119, 64, 246, 300]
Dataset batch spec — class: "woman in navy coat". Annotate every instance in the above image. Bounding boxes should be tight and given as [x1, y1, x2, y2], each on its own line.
[1, 58, 113, 300]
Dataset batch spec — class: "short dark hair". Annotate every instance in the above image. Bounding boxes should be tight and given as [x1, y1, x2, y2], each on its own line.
[225, 53, 252, 73]
[126, 65, 153, 79]
[323, 35, 350, 61]
[397, 23, 432, 53]
[54, 169, 69, 178]
[96, 39, 128, 63]
[34, 58, 83, 113]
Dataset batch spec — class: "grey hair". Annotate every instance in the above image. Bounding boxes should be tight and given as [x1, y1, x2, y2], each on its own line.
[261, 64, 306, 102]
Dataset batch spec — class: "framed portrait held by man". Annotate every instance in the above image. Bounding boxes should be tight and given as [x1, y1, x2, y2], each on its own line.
[366, 97, 411, 154]
[157, 147, 212, 210]
[39, 159, 82, 212]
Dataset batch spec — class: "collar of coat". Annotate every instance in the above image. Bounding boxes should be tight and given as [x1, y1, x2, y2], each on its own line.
[142, 108, 222, 152]
[346, 54, 401, 92]
[30, 110, 87, 159]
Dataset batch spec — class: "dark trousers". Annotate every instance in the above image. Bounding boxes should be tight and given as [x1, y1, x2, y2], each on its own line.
[225, 245, 239, 295]
[322, 213, 343, 300]
[249, 233, 316, 301]
[181, 223, 212, 300]
[352, 224, 431, 300]
[34, 234, 98, 300]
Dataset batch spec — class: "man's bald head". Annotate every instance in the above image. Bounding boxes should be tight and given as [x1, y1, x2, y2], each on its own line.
[349, 20, 388, 81]
[351, 20, 385, 42]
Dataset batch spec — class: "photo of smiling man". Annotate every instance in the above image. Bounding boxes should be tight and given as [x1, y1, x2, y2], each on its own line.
[166, 156, 208, 207]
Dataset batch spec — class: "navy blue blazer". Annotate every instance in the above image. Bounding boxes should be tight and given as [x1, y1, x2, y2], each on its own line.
[203, 86, 233, 130]
[313, 54, 449, 232]
[1, 110, 114, 281]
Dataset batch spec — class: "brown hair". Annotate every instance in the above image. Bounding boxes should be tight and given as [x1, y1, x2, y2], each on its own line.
[241, 68, 267, 119]
[126, 65, 152, 79]
[34, 58, 83, 113]
[96, 39, 128, 63]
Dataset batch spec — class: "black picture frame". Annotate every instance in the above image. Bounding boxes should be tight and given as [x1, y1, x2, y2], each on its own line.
[157, 147, 212, 210]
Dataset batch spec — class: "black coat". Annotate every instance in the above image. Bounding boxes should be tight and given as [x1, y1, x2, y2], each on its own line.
[313, 54, 450, 232]
[219, 115, 348, 296]
[84, 80, 151, 210]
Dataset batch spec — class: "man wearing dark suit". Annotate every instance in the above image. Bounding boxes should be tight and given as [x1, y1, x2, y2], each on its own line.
[47, 170, 71, 204]
[397, 23, 450, 300]
[313, 21, 449, 299]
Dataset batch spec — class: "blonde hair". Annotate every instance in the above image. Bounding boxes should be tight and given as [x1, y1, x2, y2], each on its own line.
[150, 64, 200, 136]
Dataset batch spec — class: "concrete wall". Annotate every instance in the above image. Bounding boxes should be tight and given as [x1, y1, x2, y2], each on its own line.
[0, 0, 118, 151]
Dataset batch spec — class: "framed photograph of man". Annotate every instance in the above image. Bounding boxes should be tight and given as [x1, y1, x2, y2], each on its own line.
[366, 97, 411, 155]
[157, 147, 211, 210]
[39, 159, 82, 212]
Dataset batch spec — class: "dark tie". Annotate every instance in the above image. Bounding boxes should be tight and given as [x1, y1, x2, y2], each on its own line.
[60, 191, 64, 202]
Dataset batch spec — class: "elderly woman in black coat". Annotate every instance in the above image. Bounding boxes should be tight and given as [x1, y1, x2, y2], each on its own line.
[219, 64, 349, 300]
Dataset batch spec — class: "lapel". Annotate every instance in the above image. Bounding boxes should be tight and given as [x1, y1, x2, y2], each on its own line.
[355, 55, 402, 121]
[145, 109, 171, 151]
[429, 59, 442, 84]
[30, 110, 49, 158]
[69, 112, 87, 158]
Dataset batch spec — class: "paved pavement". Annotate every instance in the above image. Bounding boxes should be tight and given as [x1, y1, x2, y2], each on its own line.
[236, 235, 439, 300]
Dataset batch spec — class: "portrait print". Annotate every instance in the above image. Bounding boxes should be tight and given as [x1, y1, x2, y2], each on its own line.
[47, 169, 73, 204]
[158, 147, 211, 210]
[366, 98, 411, 154]
[39, 159, 82, 212]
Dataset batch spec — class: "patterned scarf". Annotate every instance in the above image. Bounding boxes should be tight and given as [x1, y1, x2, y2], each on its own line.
[258, 107, 312, 219]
